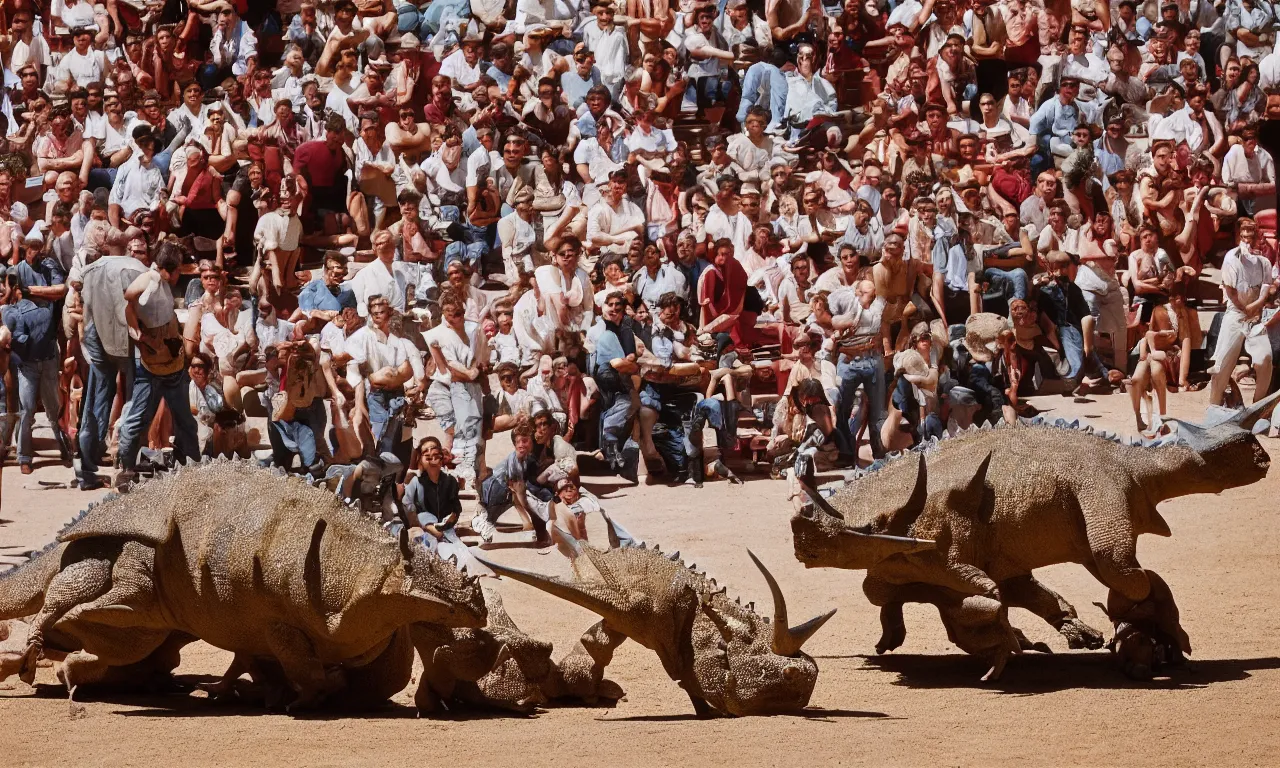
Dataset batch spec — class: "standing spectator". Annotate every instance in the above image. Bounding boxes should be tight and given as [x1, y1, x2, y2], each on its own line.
[116, 244, 200, 488]
[2, 270, 73, 474]
[425, 290, 488, 484]
[1210, 219, 1276, 406]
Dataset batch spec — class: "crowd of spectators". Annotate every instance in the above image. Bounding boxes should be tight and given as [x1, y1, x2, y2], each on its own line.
[1, 0, 1278, 550]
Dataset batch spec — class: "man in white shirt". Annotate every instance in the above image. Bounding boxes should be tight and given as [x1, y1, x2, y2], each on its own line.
[345, 294, 414, 456]
[54, 27, 105, 90]
[582, 0, 630, 97]
[354, 111, 397, 229]
[784, 43, 837, 138]
[1210, 218, 1276, 406]
[587, 169, 645, 258]
[703, 176, 753, 256]
[439, 35, 485, 94]
[209, 3, 258, 80]
[684, 5, 735, 116]
[5, 9, 50, 82]
[350, 230, 414, 316]
[1222, 127, 1277, 217]
[423, 291, 486, 483]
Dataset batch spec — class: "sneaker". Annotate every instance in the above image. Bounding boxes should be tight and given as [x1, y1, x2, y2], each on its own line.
[471, 513, 495, 543]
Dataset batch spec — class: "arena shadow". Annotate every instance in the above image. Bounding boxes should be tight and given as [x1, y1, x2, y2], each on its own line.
[23, 680, 542, 720]
[598, 707, 894, 722]
[861, 652, 1280, 693]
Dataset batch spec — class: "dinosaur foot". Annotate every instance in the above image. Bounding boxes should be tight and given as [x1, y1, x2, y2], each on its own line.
[1108, 622, 1186, 680]
[1057, 618, 1106, 650]
[875, 605, 907, 654]
[67, 687, 87, 720]
[17, 644, 41, 686]
[980, 650, 1012, 682]
[1013, 628, 1053, 655]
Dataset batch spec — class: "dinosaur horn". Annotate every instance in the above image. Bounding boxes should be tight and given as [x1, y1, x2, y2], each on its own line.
[472, 554, 623, 620]
[1228, 389, 1280, 432]
[746, 549, 836, 656]
[799, 482, 937, 554]
[903, 452, 929, 517]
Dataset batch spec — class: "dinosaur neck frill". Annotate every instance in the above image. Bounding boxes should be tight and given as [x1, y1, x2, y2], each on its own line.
[1128, 442, 1220, 502]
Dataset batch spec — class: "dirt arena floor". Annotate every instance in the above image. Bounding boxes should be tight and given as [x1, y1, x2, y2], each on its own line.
[3, 386, 1280, 768]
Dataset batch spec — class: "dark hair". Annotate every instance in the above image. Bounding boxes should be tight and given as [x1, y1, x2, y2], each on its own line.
[155, 242, 183, 274]
[656, 291, 685, 312]
[397, 188, 423, 206]
[324, 112, 347, 135]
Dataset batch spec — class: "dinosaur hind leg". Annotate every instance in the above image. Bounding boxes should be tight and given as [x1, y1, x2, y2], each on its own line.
[1000, 574, 1105, 650]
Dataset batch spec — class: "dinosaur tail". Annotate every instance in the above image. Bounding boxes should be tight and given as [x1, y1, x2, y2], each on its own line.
[0, 541, 65, 620]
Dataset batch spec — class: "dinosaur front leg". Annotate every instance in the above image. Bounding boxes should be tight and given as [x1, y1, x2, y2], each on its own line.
[19, 557, 115, 684]
[1104, 569, 1192, 680]
[265, 622, 329, 712]
[552, 620, 629, 703]
[1000, 575, 1105, 650]
[862, 576, 909, 654]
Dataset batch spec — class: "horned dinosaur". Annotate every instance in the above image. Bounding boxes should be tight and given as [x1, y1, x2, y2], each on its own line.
[0, 458, 487, 711]
[477, 518, 838, 717]
[791, 393, 1280, 681]
[412, 586, 625, 714]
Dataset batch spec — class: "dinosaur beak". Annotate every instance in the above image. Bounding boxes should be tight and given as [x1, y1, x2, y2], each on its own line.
[747, 550, 836, 657]
[800, 482, 937, 558]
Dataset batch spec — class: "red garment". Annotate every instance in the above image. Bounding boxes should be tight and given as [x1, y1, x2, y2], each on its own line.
[181, 168, 222, 210]
[293, 139, 345, 187]
[423, 98, 458, 126]
[698, 258, 786, 349]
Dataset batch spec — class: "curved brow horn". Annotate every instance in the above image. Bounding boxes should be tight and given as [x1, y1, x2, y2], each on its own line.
[747, 549, 836, 656]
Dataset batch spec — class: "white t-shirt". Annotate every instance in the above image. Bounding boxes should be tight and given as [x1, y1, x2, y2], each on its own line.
[345, 324, 411, 388]
[682, 30, 722, 79]
[58, 48, 106, 87]
[424, 321, 478, 385]
[439, 49, 482, 88]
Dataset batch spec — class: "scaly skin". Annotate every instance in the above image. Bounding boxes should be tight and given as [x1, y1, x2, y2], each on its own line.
[792, 411, 1276, 680]
[413, 588, 625, 714]
[479, 529, 838, 717]
[0, 459, 487, 710]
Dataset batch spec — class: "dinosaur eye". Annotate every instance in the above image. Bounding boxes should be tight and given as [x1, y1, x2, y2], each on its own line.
[783, 665, 802, 681]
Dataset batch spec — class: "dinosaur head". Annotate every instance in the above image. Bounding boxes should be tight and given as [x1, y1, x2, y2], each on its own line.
[397, 529, 487, 628]
[1169, 390, 1280, 490]
[791, 456, 937, 570]
[706, 551, 835, 715]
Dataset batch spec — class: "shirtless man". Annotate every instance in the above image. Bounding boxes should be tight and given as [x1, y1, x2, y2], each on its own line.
[872, 231, 919, 349]
[1140, 139, 1185, 252]
[384, 103, 433, 158]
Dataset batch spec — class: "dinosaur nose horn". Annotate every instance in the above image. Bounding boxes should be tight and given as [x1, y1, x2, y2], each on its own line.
[747, 550, 836, 656]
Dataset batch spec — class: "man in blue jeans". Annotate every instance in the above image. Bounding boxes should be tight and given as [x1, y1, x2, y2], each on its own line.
[811, 281, 890, 460]
[115, 245, 200, 489]
[76, 248, 146, 489]
[736, 47, 790, 133]
[1, 272, 73, 474]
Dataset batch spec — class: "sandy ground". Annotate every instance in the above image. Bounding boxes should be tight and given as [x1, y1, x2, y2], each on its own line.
[3, 386, 1280, 768]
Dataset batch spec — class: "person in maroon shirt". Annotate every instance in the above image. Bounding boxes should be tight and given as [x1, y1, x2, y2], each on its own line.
[293, 112, 352, 236]
[422, 74, 465, 134]
[171, 144, 224, 240]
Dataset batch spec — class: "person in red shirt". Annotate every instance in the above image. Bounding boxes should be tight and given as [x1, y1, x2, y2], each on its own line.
[293, 112, 352, 236]
[171, 144, 224, 240]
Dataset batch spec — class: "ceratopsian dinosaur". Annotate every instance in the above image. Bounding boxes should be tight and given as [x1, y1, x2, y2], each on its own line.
[0, 459, 487, 711]
[477, 520, 839, 717]
[791, 395, 1280, 681]
[412, 586, 626, 713]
